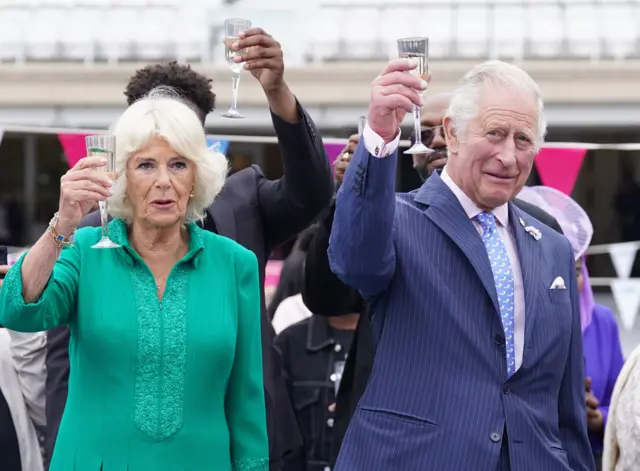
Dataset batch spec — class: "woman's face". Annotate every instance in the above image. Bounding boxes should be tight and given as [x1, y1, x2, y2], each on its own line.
[126, 136, 195, 228]
[576, 258, 584, 293]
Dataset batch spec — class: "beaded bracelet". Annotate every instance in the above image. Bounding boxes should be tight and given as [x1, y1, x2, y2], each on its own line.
[48, 212, 75, 248]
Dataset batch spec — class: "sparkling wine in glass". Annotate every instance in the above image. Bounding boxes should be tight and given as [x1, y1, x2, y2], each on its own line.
[222, 18, 252, 119]
[397, 37, 432, 155]
[86, 135, 120, 249]
[358, 115, 367, 135]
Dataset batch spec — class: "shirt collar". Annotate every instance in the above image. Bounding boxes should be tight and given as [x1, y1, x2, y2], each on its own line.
[440, 166, 510, 229]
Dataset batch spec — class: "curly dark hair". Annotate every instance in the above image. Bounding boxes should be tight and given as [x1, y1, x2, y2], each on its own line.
[124, 61, 216, 122]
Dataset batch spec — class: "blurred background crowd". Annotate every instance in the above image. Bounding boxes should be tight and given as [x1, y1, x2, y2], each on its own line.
[2, 1, 640, 471]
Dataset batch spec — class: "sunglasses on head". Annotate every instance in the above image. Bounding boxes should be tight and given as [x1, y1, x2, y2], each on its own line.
[409, 125, 444, 147]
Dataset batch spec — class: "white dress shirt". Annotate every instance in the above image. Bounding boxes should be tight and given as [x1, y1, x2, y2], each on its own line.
[272, 293, 312, 335]
[362, 124, 525, 371]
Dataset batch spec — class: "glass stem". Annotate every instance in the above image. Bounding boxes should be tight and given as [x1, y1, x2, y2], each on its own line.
[413, 104, 422, 144]
[99, 201, 108, 239]
[230, 72, 240, 110]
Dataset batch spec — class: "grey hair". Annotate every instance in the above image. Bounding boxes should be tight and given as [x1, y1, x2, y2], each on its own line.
[445, 60, 547, 150]
[107, 87, 228, 223]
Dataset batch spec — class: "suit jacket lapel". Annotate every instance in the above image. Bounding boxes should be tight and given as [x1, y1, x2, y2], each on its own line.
[509, 205, 542, 352]
[208, 194, 237, 240]
[415, 173, 500, 315]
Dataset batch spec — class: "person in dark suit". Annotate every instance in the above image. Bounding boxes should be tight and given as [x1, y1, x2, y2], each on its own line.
[328, 59, 593, 471]
[44, 28, 333, 471]
[303, 92, 565, 468]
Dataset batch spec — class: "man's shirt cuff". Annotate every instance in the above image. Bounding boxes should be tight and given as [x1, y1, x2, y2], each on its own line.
[362, 123, 401, 158]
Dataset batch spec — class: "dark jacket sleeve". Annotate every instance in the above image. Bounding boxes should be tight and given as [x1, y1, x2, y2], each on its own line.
[257, 100, 333, 253]
[43, 211, 101, 467]
[43, 326, 70, 468]
[301, 200, 363, 316]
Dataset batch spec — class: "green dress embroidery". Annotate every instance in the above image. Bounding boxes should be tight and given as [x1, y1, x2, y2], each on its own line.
[0, 219, 269, 471]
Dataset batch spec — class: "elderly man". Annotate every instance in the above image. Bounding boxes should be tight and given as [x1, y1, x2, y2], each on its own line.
[328, 60, 594, 471]
[305, 91, 565, 468]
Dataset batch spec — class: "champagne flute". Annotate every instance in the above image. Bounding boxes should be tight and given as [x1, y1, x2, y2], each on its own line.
[397, 37, 432, 155]
[86, 135, 120, 249]
[358, 115, 367, 135]
[222, 18, 252, 119]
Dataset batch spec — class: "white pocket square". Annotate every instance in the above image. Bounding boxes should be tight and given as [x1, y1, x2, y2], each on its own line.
[550, 276, 567, 290]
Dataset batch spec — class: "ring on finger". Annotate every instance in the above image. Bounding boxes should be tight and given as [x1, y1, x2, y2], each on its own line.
[341, 152, 350, 161]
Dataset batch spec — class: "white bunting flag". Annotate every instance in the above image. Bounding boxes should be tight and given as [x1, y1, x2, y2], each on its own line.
[610, 242, 638, 279]
[610, 279, 640, 331]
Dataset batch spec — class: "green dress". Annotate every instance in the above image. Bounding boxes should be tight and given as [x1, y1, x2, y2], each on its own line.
[0, 219, 269, 471]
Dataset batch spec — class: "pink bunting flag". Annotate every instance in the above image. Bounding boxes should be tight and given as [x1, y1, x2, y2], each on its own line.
[58, 133, 91, 169]
[265, 260, 283, 289]
[534, 147, 587, 196]
[324, 143, 345, 172]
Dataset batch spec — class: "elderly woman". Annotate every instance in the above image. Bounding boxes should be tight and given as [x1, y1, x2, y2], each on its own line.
[0, 94, 268, 471]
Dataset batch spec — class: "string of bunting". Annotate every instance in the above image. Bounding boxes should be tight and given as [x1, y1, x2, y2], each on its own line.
[2, 125, 640, 329]
[587, 241, 640, 331]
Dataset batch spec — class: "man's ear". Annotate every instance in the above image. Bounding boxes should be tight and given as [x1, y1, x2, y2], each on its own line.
[443, 116, 459, 156]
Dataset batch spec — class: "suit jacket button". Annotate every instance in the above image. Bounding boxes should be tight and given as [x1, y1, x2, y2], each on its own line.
[327, 418, 334, 428]
[494, 334, 504, 345]
[503, 385, 511, 395]
[490, 432, 501, 443]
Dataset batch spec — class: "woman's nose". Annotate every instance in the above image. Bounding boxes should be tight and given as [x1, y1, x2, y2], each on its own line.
[154, 166, 172, 188]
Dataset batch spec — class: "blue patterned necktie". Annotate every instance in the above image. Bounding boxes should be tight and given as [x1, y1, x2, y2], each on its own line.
[474, 212, 516, 377]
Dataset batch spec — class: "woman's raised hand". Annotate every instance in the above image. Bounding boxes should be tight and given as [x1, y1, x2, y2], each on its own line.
[56, 157, 114, 235]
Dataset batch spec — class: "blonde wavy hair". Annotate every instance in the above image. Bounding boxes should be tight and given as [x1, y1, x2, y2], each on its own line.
[107, 87, 228, 223]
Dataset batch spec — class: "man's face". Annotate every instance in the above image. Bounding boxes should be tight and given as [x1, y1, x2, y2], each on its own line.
[444, 86, 538, 211]
[411, 94, 450, 181]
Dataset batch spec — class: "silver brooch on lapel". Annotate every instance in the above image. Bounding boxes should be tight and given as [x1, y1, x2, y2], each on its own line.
[519, 217, 525, 227]
[524, 225, 542, 241]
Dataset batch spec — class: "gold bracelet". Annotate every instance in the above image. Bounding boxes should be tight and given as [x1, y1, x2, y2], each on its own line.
[48, 212, 75, 248]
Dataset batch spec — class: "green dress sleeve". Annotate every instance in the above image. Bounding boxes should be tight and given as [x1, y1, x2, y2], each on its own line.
[0, 242, 80, 332]
[226, 249, 269, 471]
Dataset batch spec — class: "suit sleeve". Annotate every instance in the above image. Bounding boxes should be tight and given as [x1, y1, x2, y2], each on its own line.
[227, 249, 269, 471]
[257, 100, 333, 252]
[7, 330, 47, 426]
[328, 138, 397, 299]
[303, 201, 363, 316]
[558, 244, 596, 471]
[0, 243, 80, 332]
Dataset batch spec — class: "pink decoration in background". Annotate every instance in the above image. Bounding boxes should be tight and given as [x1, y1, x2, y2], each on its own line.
[265, 260, 283, 289]
[324, 143, 346, 171]
[58, 133, 91, 168]
[534, 147, 587, 196]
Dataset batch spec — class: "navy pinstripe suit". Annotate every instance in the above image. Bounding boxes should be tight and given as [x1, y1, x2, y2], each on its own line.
[327, 141, 595, 471]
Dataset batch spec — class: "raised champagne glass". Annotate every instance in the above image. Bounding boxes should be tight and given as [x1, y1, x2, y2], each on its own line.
[86, 135, 120, 249]
[222, 18, 252, 119]
[358, 115, 367, 135]
[397, 37, 432, 155]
